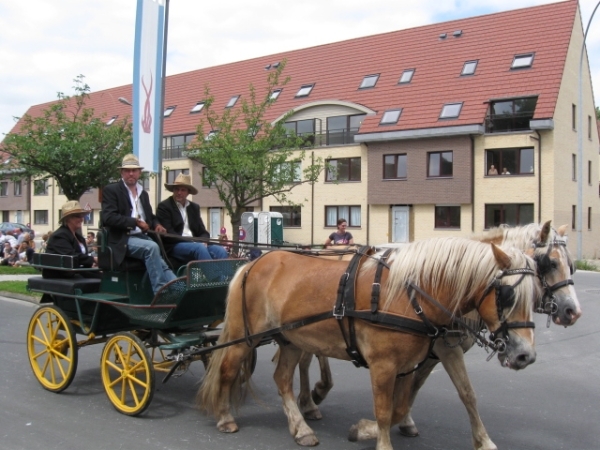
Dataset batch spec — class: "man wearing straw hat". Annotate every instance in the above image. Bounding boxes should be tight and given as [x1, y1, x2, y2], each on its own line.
[101, 154, 176, 294]
[157, 173, 228, 266]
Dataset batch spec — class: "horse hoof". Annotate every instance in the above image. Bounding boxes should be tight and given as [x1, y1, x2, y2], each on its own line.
[398, 424, 419, 437]
[303, 409, 323, 421]
[311, 389, 324, 405]
[217, 422, 239, 433]
[296, 434, 319, 446]
[348, 424, 359, 442]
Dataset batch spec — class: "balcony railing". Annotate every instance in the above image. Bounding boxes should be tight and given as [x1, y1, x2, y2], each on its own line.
[485, 113, 534, 133]
[294, 127, 360, 147]
[162, 145, 186, 160]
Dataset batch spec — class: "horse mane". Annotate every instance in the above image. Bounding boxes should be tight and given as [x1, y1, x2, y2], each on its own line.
[365, 237, 536, 317]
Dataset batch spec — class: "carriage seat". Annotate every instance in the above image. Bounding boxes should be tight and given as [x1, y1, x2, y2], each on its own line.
[96, 228, 146, 272]
[28, 276, 101, 296]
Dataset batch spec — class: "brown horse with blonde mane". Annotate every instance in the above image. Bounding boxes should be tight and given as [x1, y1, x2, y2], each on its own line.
[198, 237, 539, 450]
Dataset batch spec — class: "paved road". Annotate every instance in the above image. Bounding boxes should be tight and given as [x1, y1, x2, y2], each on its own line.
[0, 272, 598, 450]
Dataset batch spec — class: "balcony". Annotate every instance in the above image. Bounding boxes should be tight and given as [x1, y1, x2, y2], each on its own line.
[162, 145, 187, 160]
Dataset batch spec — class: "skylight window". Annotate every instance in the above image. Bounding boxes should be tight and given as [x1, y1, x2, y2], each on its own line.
[398, 69, 415, 84]
[359, 74, 379, 89]
[164, 106, 176, 117]
[439, 102, 463, 119]
[190, 102, 205, 113]
[511, 53, 534, 69]
[270, 89, 282, 101]
[461, 60, 478, 76]
[295, 84, 314, 97]
[226, 95, 240, 108]
[106, 116, 117, 126]
[380, 109, 402, 125]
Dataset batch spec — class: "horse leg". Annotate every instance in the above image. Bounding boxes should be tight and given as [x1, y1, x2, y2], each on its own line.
[275, 345, 319, 446]
[435, 341, 497, 450]
[297, 352, 323, 420]
[312, 355, 333, 405]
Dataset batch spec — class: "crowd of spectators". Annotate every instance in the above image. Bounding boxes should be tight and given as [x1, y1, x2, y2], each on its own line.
[0, 229, 36, 267]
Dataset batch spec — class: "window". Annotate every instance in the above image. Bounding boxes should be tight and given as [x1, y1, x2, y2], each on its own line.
[141, 177, 150, 191]
[325, 206, 361, 227]
[163, 133, 196, 159]
[380, 109, 402, 125]
[283, 119, 315, 145]
[0, 181, 7, 197]
[34, 179, 48, 195]
[190, 102, 205, 113]
[34, 210, 48, 225]
[485, 204, 534, 228]
[588, 207, 592, 230]
[14, 180, 21, 196]
[572, 205, 576, 230]
[226, 95, 240, 108]
[270, 89, 282, 101]
[274, 161, 301, 184]
[572, 104, 577, 130]
[398, 69, 415, 84]
[461, 60, 478, 76]
[166, 169, 189, 184]
[84, 210, 94, 225]
[326, 114, 365, 145]
[1, 211, 8, 222]
[485, 148, 534, 175]
[589, 115, 593, 139]
[435, 206, 461, 228]
[439, 103, 462, 119]
[106, 116, 117, 126]
[270, 206, 301, 227]
[511, 53, 534, 69]
[295, 84, 314, 97]
[164, 106, 176, 117]
[326, 157, 361, 182]
[359, 74, 379, 89]
[589, 160, 593, 185]
[485, 97, 537, 133]
[572, 154, 577, 181]
[383, 154, 407, 179]
[427, 151, 453, 177]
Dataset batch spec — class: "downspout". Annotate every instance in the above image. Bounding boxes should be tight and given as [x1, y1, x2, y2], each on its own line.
[532, 131, 542, 222]
[470, 135, 475, 232]
[311, 151, 315, 246]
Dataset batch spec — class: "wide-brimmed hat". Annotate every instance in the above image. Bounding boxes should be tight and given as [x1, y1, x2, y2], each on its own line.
[164, 173, 198, 195]
[119, 153, 144, 170]
[60, 200, 87, 223]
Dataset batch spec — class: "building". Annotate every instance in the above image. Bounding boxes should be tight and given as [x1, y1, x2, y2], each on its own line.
[2, 0, 599, 256]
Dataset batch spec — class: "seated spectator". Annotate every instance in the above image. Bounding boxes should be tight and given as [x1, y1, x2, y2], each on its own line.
[86, 231, 97, 256]
[42, 201, 100, 279]
[0, 242, 17, 265]
[40, 231, 52, 253]
[14, 241, 34, 266]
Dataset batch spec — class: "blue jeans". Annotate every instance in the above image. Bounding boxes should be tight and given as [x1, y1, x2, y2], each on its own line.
[127, 234, 176, 294]
[171, 242, 228, 262]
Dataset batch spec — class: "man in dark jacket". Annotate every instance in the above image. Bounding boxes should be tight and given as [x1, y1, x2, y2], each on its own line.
[101, 154, 175, 294]
[156, 173, 228, 266]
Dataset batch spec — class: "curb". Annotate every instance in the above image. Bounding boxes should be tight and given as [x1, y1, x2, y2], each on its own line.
[0, 291, 40, 305]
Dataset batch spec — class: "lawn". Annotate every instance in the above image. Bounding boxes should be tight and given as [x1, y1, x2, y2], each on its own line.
[0, 266, 39, 275]
[0, 280, 40, 299]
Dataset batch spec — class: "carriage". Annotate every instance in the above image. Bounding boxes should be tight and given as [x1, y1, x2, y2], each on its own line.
[25, 228, 250, 416]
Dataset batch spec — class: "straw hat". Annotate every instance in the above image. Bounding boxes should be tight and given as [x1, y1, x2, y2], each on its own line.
[119, 153, 144, 170]
[60, 200, 87, 223]
[164, 173, 198, 195]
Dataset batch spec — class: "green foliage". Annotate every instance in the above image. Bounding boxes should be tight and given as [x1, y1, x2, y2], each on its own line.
[0, 281, 41, 299]
[575, 260, 600, 272]
[2, 75, 132, 201]
[186, 61, 325, 236]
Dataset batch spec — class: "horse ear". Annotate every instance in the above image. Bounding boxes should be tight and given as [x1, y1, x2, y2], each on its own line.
[539, 220, 552, 244]
[491, 243, 512, 269]
[557, 224, 569, 237]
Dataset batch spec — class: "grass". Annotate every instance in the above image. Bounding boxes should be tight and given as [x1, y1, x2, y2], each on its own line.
[575, 260, 600, 271]
[0, 266, 39, 275]
[0, 280, 40, 299]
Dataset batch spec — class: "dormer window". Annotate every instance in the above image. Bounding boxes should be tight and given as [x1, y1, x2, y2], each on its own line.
[440, 103, 463, 119]
[270, 89, 282, 101]
[359, 74, 379, 89]
[106, 116, 117, 126]
[190, 102, 205, 113]
[511, 53, 534, 69]
[226, 95, 240, 108]
[398, 69, 415, 84]
[295, 84, 314, 98]
[380, 109, 402, 125]
[206, 130, 219, 140]
[164, 106, 176, 117]
[461, 60, 478, 76]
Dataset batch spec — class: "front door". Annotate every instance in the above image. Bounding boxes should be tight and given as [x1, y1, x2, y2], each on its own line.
[209, 208, 221, 238]
[392, 206, 409, 243]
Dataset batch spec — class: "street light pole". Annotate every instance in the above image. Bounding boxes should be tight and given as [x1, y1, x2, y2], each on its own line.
[577, 0, 600, 260]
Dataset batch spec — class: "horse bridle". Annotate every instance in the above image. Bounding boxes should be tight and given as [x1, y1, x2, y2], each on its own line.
[532, 238, 575, 324]
[477, 263, 536, 355]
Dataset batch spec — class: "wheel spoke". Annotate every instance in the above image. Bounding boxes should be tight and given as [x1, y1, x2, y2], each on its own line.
[127, 378, 141, 406]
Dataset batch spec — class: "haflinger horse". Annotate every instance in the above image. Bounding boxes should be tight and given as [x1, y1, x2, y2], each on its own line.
[296, 221, 581, 450]
[198, 237, 540, 450]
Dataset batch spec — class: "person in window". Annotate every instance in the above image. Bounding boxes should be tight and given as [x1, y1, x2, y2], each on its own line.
[325, 218, 354, 247]
[488, 164, 498, 175]
[156, 173, 228, 266]
[502, 167, 511, 175]
[42, 201, 99, 279]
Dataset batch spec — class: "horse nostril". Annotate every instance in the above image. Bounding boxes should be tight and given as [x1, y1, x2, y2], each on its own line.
[516, 352, 536, 367]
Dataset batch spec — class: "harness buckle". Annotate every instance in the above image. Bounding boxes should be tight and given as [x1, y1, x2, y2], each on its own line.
[414, 305, 423, 315]
[333, 304, 345, 320]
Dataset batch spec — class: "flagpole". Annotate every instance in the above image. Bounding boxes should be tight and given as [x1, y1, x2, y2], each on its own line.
[156, 0, 170, 205]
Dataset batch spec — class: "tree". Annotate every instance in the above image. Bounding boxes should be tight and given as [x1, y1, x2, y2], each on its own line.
[2, 75, 132, 201]
[186, 61, 325, 245]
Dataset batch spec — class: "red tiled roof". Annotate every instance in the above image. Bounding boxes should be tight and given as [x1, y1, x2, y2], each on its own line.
[16, 0, 578, 139]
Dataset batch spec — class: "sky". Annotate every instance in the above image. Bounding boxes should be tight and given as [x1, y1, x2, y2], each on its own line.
[1, 0, 599, 139]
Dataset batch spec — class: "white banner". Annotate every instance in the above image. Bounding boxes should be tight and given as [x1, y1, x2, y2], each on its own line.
[133, 0, 165, 173]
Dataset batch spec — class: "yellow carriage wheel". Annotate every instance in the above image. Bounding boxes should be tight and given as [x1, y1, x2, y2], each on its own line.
[100, 332, 155, 416]
[27, 305, 78, 393]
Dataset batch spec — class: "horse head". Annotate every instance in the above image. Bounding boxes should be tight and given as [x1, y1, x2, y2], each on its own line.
[529, 221, 581, 326]
[476, 243, 538, 370]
